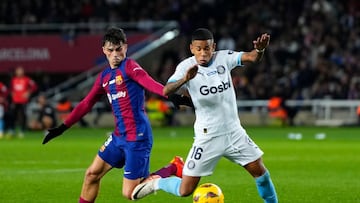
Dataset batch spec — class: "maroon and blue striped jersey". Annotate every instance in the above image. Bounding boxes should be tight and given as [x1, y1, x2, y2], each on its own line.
[64, 58, 165, 141]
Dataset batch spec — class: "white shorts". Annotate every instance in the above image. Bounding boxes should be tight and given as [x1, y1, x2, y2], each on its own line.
[183, 128, 263, 177]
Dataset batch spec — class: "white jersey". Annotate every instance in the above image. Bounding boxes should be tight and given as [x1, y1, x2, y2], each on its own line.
[168, 50, 245, 137]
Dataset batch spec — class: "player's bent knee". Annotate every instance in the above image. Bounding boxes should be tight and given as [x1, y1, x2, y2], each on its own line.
[245, 158, 267, 178]
[179, 192, 192, 197]
[122, 191, 132, 200]
[179, 188, 194, 197]
[84, 168, 101, 183]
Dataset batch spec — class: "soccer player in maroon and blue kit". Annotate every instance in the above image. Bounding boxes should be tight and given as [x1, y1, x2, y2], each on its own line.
[42, 27, 187, 202]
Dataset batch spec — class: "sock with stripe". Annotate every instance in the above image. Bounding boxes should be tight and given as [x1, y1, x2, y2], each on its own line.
[255, 170, 278, 203]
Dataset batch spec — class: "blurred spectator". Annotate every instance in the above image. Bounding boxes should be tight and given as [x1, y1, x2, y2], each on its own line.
[156, 50, 180, 84]
[92, 97, 110, 127]
[137, 9, 154, 32]
[8, 66, 38, 138]
[28, 94, 57, 131]
[146, 94, 172, 126]
[56, 97, 72, 123]
[268, 85, 298, 126]
[268, 96, 288, 126]
[56, 97, 88, 127]
[0, 82, 8, 138]
[232, 73, 254, 100]
[348, 77, 360, 99]
[217, 27, 236, 50]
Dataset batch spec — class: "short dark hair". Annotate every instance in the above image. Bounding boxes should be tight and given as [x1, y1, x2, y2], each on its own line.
[191, 28, 214, 41]
[102, 27, 127, 46]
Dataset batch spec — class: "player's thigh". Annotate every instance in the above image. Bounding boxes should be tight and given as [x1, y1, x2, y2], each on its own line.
[224, 130, 263, 166]
[122, 141, 152, 198]
[98, 135, 126, 168]
[123, 140, 152, 180]
[183, 136, 223, 177]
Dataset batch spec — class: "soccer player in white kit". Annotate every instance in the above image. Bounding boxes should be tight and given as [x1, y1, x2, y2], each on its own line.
[132, 28, 278, 203]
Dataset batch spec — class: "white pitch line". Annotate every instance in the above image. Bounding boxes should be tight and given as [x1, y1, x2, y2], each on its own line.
[11, 160, 84, 165]
[0, 168, 85, 175]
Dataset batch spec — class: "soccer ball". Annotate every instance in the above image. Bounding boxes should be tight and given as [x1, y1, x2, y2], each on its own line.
[193, 183, 224, 203]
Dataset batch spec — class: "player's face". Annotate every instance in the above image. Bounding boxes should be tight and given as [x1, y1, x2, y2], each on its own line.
[37, 95, 46, 106]
[102, 41, 128, 68]
[15, 67, 24, 77]
[190, 39, 216, 66]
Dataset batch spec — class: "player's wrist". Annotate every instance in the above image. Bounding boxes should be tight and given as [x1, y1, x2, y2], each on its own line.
[59, 123, 69, 132]
[181, 77, 189, 85]
[255, 48, 265, 53]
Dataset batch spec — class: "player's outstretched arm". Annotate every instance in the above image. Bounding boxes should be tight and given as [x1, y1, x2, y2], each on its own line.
[42, 123, 69, 144]
[242, 33, 270, 63]
[163, 65, 198, 96]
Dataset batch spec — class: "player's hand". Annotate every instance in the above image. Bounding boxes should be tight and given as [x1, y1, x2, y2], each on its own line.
[42, 123, 68, 144]
[185, 65, 198, 81]
[168, 94, 194, 109]
[253, 33, 270, 50]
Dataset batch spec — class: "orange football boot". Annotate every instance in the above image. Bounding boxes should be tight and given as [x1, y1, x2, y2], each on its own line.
[170, 156, 184, 178]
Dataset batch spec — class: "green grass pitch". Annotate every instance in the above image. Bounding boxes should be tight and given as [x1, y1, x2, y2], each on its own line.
[0, 126, 360, 202]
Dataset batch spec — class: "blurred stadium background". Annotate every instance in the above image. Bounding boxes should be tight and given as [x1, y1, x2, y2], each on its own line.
[1, 0, 360, 127]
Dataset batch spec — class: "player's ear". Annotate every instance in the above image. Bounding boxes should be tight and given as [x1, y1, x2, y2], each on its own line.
[212, 42, 216, 51]
[190, 43, 195, 54]
[124, 43, 128, 49]
[102, 46, 106, 55]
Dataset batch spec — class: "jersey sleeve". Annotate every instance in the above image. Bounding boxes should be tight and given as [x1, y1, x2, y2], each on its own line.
[125, 59, 166, 98]
[64, 74, 104, 127]
[167, 58, 192, 84]
[220, 50, 244, 71]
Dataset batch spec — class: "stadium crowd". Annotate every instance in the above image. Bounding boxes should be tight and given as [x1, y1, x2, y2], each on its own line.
[1, 0, 360, 102]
